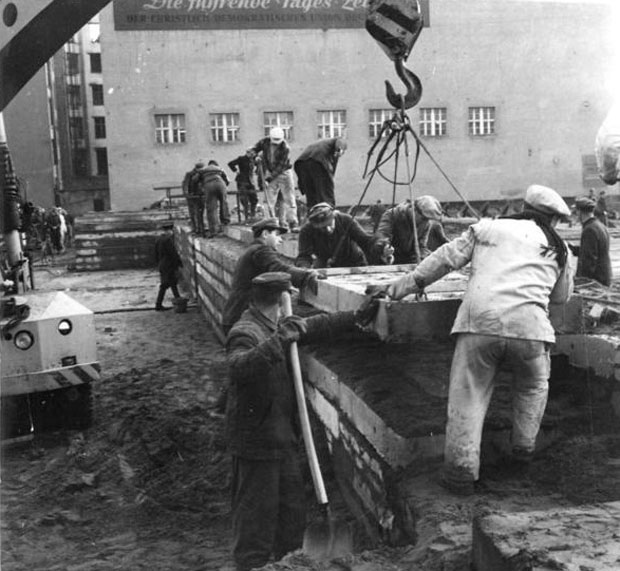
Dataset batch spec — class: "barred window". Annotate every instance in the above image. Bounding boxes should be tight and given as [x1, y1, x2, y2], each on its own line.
[69, 116, 84, 141]
[368, 109, 395, 138]
[94, 117, 106, 139]
[468, 106, 495, 136]
[317, 110, 346, 139]
[66, 52, 79, 75]
[210, 113, 240, 143]
[263, 111, 294, 141]
[95, 148, 108, 176]
[91, 84, 104, 106]
[420, 107, 447, 137]
[67, 85, 82, 110]
[155, 114, 186, 144]
[89, 53, 102, 73]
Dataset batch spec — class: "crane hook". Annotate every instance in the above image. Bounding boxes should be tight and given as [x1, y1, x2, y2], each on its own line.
[385, 57, 422, 110]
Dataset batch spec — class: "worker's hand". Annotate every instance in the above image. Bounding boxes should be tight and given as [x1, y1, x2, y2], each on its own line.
[277, 315, 308, 345]
[305, 271, 320, 296]
[355, 295, 382, 328]
[265, 175, 273, 184]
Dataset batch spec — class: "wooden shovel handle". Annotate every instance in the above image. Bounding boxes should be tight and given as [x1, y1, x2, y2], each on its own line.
[281, 291, 328, 506]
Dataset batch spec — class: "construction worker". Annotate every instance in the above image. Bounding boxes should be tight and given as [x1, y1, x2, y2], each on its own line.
[376, 196, 448, 264]
[296, 202, 393, 269]
[251, 127, 299, 232]
[367, 199, 387, 233]
[228, 149, 259, 222]
[293, 137, 347, 209]
[226, 271, 379, 571]
[385, 184, 576, 495]
[182, 161, 207, 236]
[573, 196, 612, 286]
[154, 222, 183, 311]
[202, 160, 231, 238]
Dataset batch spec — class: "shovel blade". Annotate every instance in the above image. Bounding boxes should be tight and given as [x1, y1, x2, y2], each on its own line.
[303, 518, 353, 560]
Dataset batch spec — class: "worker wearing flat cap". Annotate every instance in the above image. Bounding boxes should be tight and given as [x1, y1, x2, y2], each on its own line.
[296, 202, 392, 268]
[294, 137, 347, 209]
[154, 222, 183, 311]
[226, 272, 380, 571]
[182, 161, 207, 236]
[572, 196, 612, 286]
[383, 184, 576, 495]
[376, 196, 449, 264]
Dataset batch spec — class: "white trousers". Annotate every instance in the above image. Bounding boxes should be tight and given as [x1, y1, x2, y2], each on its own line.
[263, 170, 298, 228]
[444, 333, 550, 481]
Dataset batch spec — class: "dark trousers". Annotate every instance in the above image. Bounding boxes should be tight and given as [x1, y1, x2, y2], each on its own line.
[231, 452, 306, 571]
[294, 160, 335, 209]
[205, 181, 230, 236]
[187, 195, 205, 235]
[238, 182, 258, 220]
[155, 274, 180, 308]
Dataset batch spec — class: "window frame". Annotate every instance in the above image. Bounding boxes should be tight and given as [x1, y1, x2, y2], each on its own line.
[95, 147, 108, 176]
[89, 53, 102, 74]
[468, 106, 496, 137]
[93, 116, 106, 139]
[91, 84, 104, 106]
[263, 111, 294, 141]
[154, 113, 187, 145]
[368, 108, 395, 139]
[419, 107, 447, 137]
[209, 112, 240, 144]
[317, 109, 347, 139]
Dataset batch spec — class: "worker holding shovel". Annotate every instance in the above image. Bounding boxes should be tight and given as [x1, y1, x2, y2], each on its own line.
[225, 272, 380, 571]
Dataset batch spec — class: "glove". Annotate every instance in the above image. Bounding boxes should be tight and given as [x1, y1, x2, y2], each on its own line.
[305, 271, 320, 296]
[277, 315, 307, 345]
[355, 295, 381, 328]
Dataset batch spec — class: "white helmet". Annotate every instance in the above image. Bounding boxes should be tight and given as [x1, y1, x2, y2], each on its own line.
[269, 126, 284, 143]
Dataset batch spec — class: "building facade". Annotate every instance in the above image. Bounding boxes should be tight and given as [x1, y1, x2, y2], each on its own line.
[99, 0, 616, 211]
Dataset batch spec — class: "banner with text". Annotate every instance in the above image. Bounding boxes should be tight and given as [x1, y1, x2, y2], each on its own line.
[113, 0, 430, 31]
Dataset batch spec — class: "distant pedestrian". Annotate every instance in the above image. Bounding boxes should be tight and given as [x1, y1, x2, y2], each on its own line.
[228, 150, 259, 222]
[252, 127, 299, 232]
[573, 196, 612, 286]
[202, 160, 231, 238]
[294, 137, 347, 209]
[154, 223, 183, 311]
[367, 199, 387, 233]
[594, 189, 608, 226]
[182, 162, 207, 236]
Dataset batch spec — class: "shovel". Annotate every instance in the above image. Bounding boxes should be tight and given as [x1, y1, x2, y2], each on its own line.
[281, 291, 353, 560]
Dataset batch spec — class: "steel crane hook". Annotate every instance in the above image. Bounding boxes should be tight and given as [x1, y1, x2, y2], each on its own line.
[385, 57, 422, 110]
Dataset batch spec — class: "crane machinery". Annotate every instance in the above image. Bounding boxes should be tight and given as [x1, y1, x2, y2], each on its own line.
[1, 0, 111, 441]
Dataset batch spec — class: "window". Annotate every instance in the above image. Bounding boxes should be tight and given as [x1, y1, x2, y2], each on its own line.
[420, 107, 447, 137]
[91, 84, 104, 106]
[468, 106, 495, 136]
[69, 116, 84, 141]
[210, 113, 240, 143]
[89, 53, 102, 73]
[155, 113, 186, 144]
[317, 110, 346, 139]
[95, 148, 108, 176]
[67, 85, 82, 110]
[66, 52, 79, 75]
[263, 112, 294, 141]
[368, 109, 395, 138]
[94, 117, 106, 139]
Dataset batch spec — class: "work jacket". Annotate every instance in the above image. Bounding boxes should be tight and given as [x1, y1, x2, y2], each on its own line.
[227, 155, 256, 188]
[251, 137, 292, 178]
[200, 164, 229, 188]
[577, 216, 612, 286]
[154, 233, 182, 281]
[377, 204, 448, 264]
[296, 212, 383, 268]
[390, 218, 575, 343]
[222, 240, 311, 333]
[226, 306, 355, 460]
[294, 138, 341, 175]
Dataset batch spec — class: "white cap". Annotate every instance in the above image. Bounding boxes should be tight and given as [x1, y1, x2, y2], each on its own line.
[269, 127, 284, 143]
[415, 195, 443, 221]
[524, 185, 571, 218]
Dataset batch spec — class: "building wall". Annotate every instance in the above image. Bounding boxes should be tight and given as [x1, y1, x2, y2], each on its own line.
[100, 0, 616, 211]
[3, 69, 56, 208]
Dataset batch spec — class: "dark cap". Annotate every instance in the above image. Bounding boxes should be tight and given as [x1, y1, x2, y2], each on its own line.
[252, 217, 288, 237]
[251, 272, 292, 293]
[574, 196, 596, 211]
[307, 202, 335, 226]
[195, 161, 205, 169]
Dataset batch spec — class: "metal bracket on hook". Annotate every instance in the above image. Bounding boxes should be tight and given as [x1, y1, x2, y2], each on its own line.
[385, 57, 422, 110]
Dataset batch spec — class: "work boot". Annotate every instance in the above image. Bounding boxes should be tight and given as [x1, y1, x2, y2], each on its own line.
[155, 305, 170, 311]
[439, 465, 476, 496]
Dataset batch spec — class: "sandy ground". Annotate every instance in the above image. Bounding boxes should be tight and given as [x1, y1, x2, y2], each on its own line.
[1, 252, 620, 571]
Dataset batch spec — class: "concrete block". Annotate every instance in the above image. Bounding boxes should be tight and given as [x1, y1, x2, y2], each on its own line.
[473, 502, 620, 571]
[554, 334, 620, 382]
